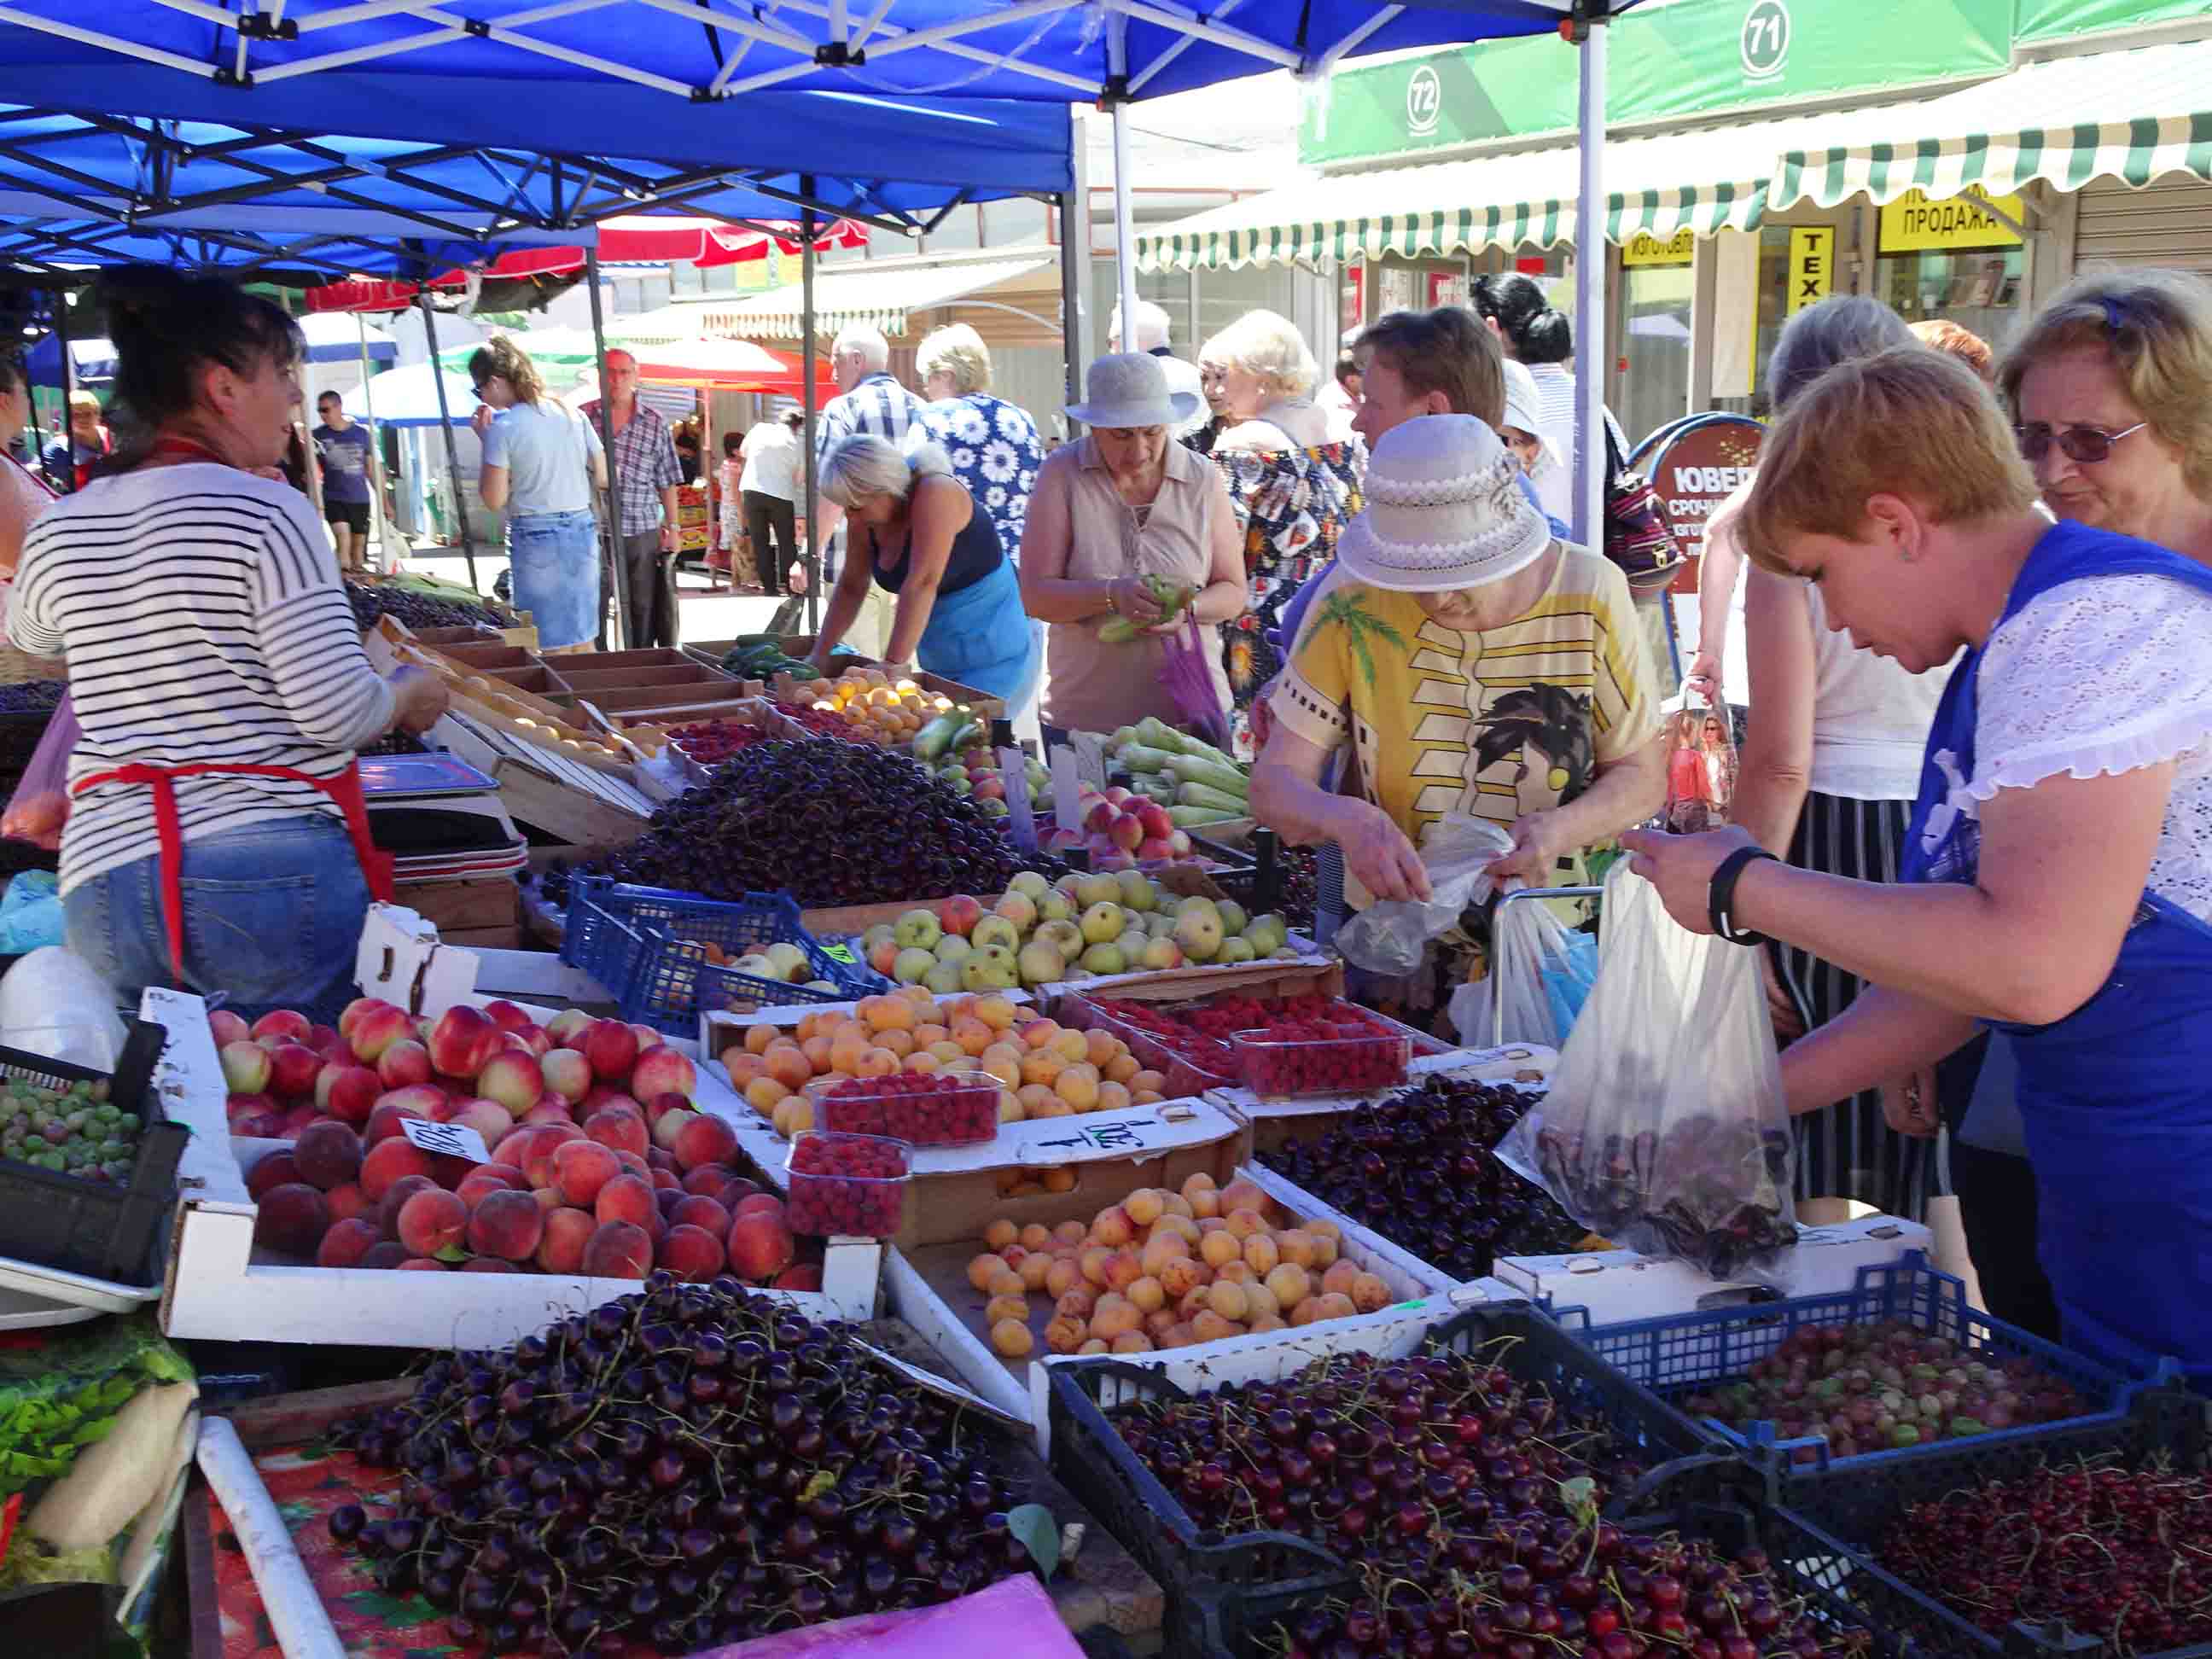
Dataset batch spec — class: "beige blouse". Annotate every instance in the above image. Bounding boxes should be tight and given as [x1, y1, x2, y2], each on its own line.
[1033, 434, 1234, 735]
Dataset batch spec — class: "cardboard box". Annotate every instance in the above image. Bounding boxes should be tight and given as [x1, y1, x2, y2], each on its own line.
[1493, 1216, 1934, 1328]
[157, 911, 881, 1347]
[877, 1113, 1458, 1427]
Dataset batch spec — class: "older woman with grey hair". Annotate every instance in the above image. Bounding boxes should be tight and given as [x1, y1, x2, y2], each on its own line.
[916, 322, 1047, 565]
[806, 432, 1039, 707]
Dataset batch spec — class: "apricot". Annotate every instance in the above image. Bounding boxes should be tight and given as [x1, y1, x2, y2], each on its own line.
[1191, 1310, 1241, 1343]
[983, 1219, 1018, 1250]
[992, 1318, 1036, 1358]
[1321, 1260, 1362, 1298]
[1275, 1229, 1319, 1268]
[1054, 1285, 1098, 1320]
[1208, 1279, 1249, 1321]
[1350, 1272, 1391, 1313]
[1044, 1258, 1082, 1298]
[1199, 1230, 1243, 1268]
[1018, 1223, 1052, 1252]
[1045, 1316, 1089, 1354]
[1090, 1206, 1135, 1247]
[984, 1295, 1032, 1324]
[1265, 1263, 1312, 1309]
[1158, 1257, 1206, 1299]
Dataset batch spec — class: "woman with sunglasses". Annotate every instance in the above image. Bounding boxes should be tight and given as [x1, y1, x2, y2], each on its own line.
[1623, 345, 2212, 1386]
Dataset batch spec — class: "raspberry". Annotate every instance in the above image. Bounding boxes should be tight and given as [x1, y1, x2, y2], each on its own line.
[819, 1074, 996, 1146]
[784, 1130, 909, 1237]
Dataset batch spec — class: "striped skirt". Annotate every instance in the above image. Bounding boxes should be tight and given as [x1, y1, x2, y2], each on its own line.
[1768, 790, 1943, 1221]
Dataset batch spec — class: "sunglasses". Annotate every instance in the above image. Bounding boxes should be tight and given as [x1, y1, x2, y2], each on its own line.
[2014, 420, 2147, 464]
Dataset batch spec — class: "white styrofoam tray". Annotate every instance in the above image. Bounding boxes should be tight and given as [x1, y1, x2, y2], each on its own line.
[160, 911, 883, 1348]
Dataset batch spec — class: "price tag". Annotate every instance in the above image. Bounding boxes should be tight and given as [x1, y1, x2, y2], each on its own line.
[1027, 1116, 1155, 1156]
[1049, 745, 1084, 836]
[398, 1117, 491, 1164]
[1000, 744, 1037, 855]
[820, 942, 859, 965]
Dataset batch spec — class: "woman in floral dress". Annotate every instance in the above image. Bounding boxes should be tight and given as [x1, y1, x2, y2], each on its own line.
[916, 323, 1046, 568]
[1194, 309, 1361, 753]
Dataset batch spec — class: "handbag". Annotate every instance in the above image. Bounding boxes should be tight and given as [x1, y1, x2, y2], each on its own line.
[1598, 419, 1676, 577]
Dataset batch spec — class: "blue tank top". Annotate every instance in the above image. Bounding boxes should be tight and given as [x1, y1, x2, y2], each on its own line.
[870, 486, 1003, 598]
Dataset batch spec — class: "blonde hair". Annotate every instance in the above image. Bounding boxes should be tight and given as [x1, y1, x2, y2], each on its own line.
[468, 336, 545, 405]
[818, 433, 953, 509]
[916, 323, 991, 397]
[67, 390, 102, 415]
[1742, 347, 2038, 576]
[1204, 308, 1318, 399]
[1999, 267, 2212, 504]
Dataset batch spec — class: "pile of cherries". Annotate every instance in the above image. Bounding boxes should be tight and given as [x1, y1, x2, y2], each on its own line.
[786, 1131, 908, 1237]
[771, 701, 859, 740]
[1875, 1457, 2212, 1650]
[1258, 1076, 1591, 1280]
[328, 1277, 1033, 1655]
[821, 1074, 998, 1147]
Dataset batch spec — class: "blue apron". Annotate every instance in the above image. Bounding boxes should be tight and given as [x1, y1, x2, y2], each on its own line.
[917, 557, 1039, 708]
[1903, 520, 2212, 1382]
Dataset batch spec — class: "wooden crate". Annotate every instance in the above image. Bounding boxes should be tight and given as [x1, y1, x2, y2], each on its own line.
[393, 876, 519, 933]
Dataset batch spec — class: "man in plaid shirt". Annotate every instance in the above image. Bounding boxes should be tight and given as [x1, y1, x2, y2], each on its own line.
[581, 350, 684, 648]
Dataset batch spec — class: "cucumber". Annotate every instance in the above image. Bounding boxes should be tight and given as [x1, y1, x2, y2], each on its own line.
[1169, 805, 1241, 827]
[1097, 617, 1141, 644]
[1177, 781, 1249, 813]
[912, 713, 965, 761]
[1115, 743, 1179, 775]
[1165, 754, 1249, 797]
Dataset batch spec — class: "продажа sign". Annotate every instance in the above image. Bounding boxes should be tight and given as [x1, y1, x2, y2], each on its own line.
[1878, 186, 2026, 253]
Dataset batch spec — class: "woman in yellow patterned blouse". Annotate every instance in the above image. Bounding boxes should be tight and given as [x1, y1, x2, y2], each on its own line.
[1251, 414, 1666, 922]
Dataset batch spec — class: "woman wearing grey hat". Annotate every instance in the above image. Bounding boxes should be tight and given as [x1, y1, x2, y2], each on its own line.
[1019, 353, 1245, 738]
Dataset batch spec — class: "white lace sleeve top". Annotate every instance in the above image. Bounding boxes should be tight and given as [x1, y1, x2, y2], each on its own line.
[1968, 573, 2212, 920]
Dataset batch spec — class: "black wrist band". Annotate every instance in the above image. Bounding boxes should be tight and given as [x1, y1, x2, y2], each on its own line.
[1708, 847, 1779, 945]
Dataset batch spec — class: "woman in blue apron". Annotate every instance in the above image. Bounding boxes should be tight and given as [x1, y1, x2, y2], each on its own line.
[1620, 345, 2212, 1384]
[811, 434, 1039, 713]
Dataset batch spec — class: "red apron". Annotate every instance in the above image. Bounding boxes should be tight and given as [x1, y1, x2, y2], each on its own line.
[68, 760, 393, 985]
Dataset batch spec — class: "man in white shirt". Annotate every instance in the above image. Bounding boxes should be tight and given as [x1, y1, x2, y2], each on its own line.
[1109, 300, 1208, 442]
[811, 323, 927, 585]
[740, 410, 804, 595]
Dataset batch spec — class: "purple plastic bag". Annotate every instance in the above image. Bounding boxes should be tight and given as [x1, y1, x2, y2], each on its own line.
[682, 1575, 1081, 1659]
[2, 689, 77, 850]
[1158, 609, 1231, 751]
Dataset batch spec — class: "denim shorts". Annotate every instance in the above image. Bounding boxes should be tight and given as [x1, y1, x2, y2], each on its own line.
[62, 813, 371, 1025]
[507, 509, 601, 649]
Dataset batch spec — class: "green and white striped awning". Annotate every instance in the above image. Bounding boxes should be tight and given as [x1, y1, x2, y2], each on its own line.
[1137, 104, 1914, 274]
[1771, 38, 2212, 211]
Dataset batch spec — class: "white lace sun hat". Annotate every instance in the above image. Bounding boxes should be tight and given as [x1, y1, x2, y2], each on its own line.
[1335, 414, 1553, 592]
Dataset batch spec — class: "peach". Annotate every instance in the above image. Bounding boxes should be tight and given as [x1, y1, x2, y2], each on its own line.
[594, 1173, 658, 1229]
[669, 1196, 731, 1237]
[450, 1099, 515, 1150]
[521, 1205, 586, 1274]
[210, 1008, 252, 1048]
[376, 1039, 434, 1090]
[734, 1192, 784, 1220]
[464, 1189, 544, 1260]
[553, 1139, 623, 1207]
[651, 1168, 683, 1192]
[315, 1062, 381, 1126]
[324, 1181, 373, 1225]
[456, 1166, 527, 1207]
[348, 1004, 414, 1063]
[671, 1112, 737, 1173]
[359, 1136, 434, 1201]
[532, 1186, 562, 1211]
[545, 1009, 596, 1046]
[253, 1182, 329, 1256]
[397, 1187, 467, 1256]
[375, 1173, 437, 1238]
[314, 1217, 381, 1268]
[221, 1040, 272, 1096]
[245, 1150, 302, 1200]
[660, 1223, 725, 1282]
[252, 1009, 311, 1045]
[630, 1022, 665, 1052]
[772, 1263, 823, 1292]
[480, 998, 532, 1034]
[294, 1121, 363, 1191]
[631, 1046, 697, 1104]
[520, 1124, 585, 1188]
[726, 1211, 796, 1282]
[580, 1220, 653, 1278]
[427, 1004, 504, 1080]
[582, 1018, 640, 1083]
[475, 1051, 544, 1115]
[266, 1042, 321, 1100]
[541, 1048, 592, 1103]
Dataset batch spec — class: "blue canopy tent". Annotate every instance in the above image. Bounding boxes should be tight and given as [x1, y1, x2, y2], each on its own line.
[25, 312, 395, 383]
[0, 0, 1633, 541]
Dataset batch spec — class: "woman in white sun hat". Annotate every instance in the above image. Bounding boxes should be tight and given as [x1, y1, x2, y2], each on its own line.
[1020, 352, 1246, 741]
[1251, 414, 1666, 1020]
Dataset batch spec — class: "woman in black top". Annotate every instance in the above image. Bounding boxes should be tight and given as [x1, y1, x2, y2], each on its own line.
[808, 435, 1039, 707]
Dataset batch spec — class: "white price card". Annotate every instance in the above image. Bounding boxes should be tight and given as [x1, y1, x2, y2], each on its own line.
[398, 1116, 491, 1164]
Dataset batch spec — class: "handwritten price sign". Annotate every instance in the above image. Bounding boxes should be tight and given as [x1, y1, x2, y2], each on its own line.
[398, 1117, 491, 1165]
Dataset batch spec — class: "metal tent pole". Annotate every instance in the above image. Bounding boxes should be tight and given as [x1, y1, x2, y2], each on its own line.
[1109, 99, 1140, 357]
[1058, 105, 1090, 432]
[357, 312, 384, 571]
[48, 285, 72, 492]
[800, 195, 820, 637]
[586, 251, 631, 652]
[416, 291, 480, 593]
[1574, 12, 1610, 550]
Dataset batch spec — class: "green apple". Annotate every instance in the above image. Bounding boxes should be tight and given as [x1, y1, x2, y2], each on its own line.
[1059, 963, 1093, 981]
[923, 958, 967, 994]
[863, 922, 896, 952]
[1115, 928, 1149, 961]
[1214, 935, 1257, 965]
[1080, 940, 1126, 975]
[1116, 870, 1157, 913]
[1173, 902, 1224, 962]
[1016, 940, 1066, 986]
[933, 934, 974, 965]
[1175, 894, 1221, 922]
[1038, 892, 1075, 924]
[970, 914, 1021, 955]
[961, 944, 1020, 991]
[1080, 901, 1125, 944]
[1075, 871, 1123, 909]
[1144, 912, 1177, 939]
[1215, 899, 1249, 937]
[764, 940, 810, 981]
[893, 908, 942, 951]
[1140, 936, 1185, 970]
[892, 946, 937, 983]
[1009, 870, 1050, 899]
[1243, 912, 1289, 954]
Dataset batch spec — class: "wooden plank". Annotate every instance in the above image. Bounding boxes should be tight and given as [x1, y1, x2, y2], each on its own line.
[395, 878, 519, 932]
[487, 755, 651, 847]
[218, 1377, 415, 1450]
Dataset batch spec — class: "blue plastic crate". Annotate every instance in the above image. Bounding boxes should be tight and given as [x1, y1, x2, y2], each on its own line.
[559, 877, 884, 1035]
[1558, 1250, 2167, 1489]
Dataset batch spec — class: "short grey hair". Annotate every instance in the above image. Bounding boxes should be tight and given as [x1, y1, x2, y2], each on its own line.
[1109, 300, 1173, 353]
[818, 432, 953, 509]
[916, 323, 991, 396]
[1204, 308, 1319, 399]
[830, 323, 890, 372]
[1767, 295, 1915, 411]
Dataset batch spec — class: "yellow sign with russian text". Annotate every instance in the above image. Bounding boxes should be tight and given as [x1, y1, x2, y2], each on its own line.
[1785, 226, 1834, 316]
[1878, 186, 2025, 253]
[1621, 228, 1695, 267]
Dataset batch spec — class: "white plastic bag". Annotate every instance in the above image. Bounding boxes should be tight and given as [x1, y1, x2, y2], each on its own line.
[1450, 894, 1599, 1049]
[1333, 814, 1515, 977]
[1498, 859, 1798, 1278]
[0, 946, 130, 1069]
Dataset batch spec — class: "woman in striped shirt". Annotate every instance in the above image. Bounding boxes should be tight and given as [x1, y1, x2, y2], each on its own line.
[13, 269, 447, 1018]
